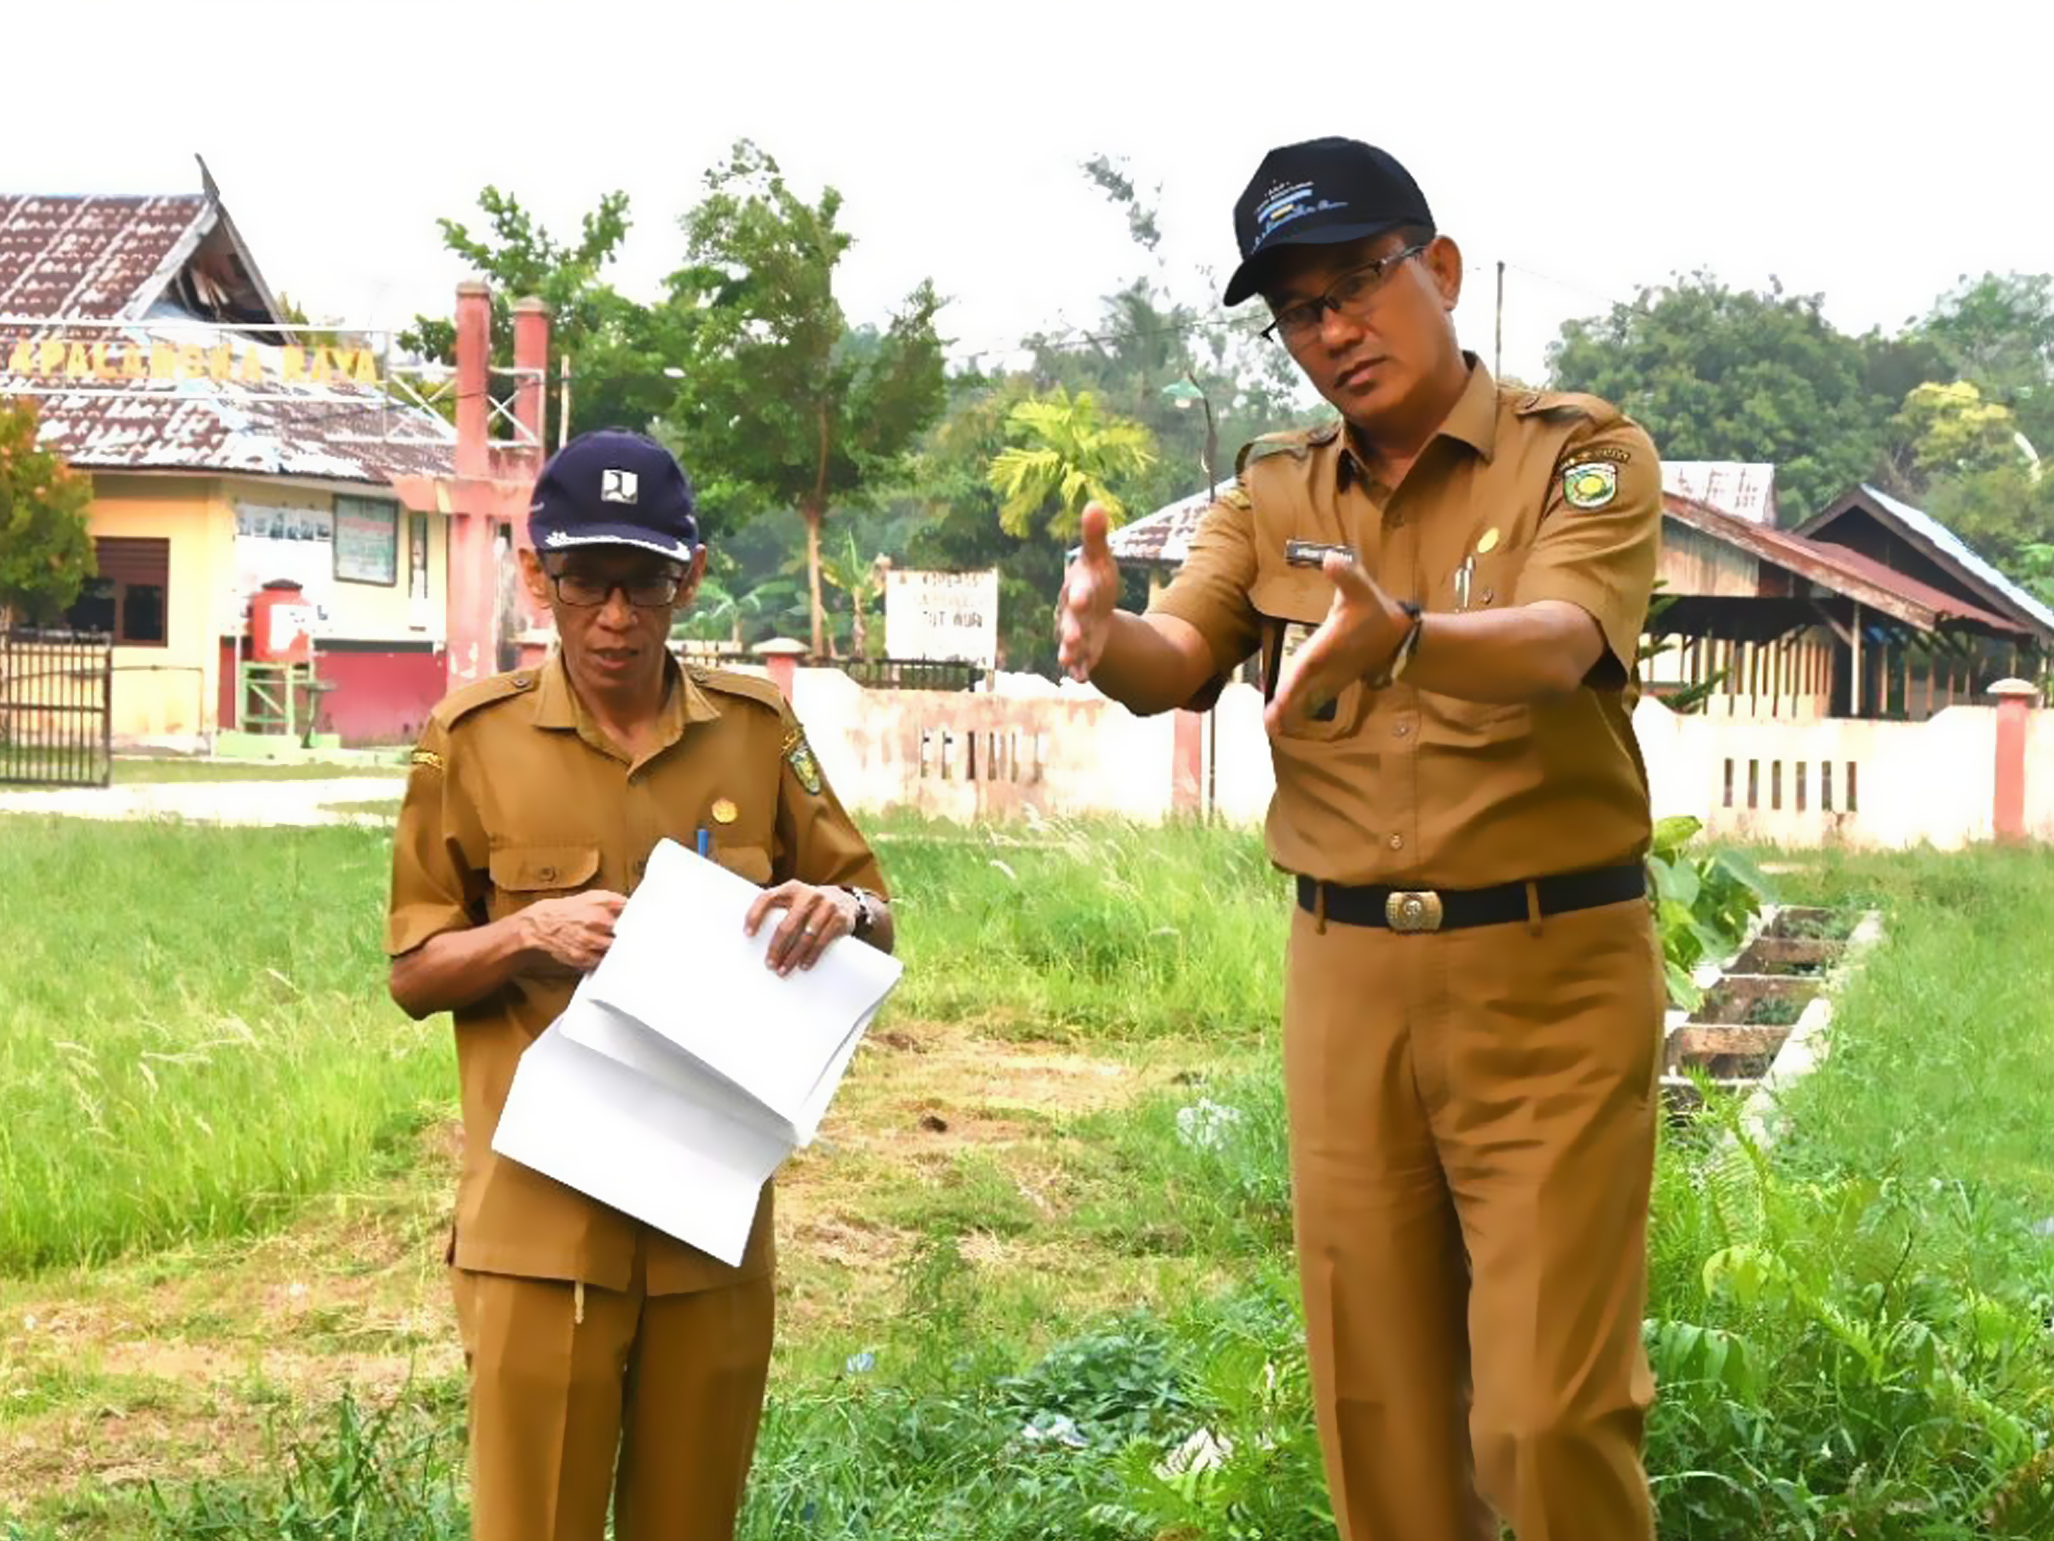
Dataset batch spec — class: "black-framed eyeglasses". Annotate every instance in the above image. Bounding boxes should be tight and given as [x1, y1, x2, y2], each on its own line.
[1259, 244, 1429, 347]
[544, 565, 686, 608]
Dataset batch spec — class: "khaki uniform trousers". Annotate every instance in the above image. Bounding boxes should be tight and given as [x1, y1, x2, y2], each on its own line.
[1283, 892, 1665, 1541]
[452, 1234, 775, 1541]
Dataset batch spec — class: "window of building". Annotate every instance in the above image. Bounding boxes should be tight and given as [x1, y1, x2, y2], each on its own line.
[65, 537, 169, 645]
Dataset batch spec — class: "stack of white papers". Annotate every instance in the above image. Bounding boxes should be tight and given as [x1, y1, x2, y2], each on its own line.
[491, 838, 903, 1265]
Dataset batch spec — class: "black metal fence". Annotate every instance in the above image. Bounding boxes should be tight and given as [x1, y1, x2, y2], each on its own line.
[0, 630, 113, 788]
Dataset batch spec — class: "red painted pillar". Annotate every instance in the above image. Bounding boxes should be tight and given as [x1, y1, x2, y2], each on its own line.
[512, 297, 549, 452]
[1171, 707, 1205, 816]
[508, 298, 554, 647]
[755, 638, 808, 703]
[1990, 677, 2039, 843]
[446, 281, 496, 690]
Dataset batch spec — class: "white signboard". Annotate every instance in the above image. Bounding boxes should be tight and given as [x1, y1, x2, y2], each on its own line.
[885, 569, 998, 668]
[233, 502, 336, 630]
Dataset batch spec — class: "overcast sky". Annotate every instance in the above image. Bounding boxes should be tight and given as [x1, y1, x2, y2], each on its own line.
[11, 1, 2050, 392]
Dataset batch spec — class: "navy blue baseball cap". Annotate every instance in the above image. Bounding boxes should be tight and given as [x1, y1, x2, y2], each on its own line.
[528, 428, 701, 563]
[1222, 138, 1436, 307]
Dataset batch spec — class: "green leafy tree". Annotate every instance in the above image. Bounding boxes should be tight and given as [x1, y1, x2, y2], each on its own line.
[1546, 273, 1891, 521]
[0, 401, 94, 626]
[657, 141, 947, 656]
[401, 187, 671, 439]
[816, 531, 891, 660]
[1895, 380, 2027, 481]
[988, 386, 1158, 539]
[1919, 272, 2054, 407]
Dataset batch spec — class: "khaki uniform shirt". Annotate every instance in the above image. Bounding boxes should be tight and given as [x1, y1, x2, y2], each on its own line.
[385, 652, 887, 1295]
[1152, 359, 1661, 889]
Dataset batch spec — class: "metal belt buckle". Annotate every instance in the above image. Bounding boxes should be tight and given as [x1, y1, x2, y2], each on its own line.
[1385, 890, 1444, 933]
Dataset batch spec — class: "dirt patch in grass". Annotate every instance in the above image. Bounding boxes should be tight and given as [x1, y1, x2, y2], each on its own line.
[2, 1022, 1182, 1508]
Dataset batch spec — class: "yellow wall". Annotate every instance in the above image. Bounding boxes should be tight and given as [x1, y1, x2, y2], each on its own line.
[86, 474, 227, 743]
[223, 478, 447, 646]
[85, 473, 449, 746]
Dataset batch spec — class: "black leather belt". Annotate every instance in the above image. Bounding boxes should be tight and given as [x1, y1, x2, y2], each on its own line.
[1295, 862, 1648, 933]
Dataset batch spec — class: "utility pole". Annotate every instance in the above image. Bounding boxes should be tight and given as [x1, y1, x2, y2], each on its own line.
[1494, 261, 1506, 379]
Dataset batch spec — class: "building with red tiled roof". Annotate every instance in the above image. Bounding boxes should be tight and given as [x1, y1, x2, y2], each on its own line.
[1, 175, 461, 748]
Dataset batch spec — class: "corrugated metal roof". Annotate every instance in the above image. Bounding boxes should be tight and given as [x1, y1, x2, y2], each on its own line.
[4, 320, 455, 485]
[1102, 478, 1235, 567]
[1660, 461, 1776, 524]
[0, 195, 211, 320]
[1852, 483, 2054, 633]
[1664, 493, 2024, 633]
[7, 332, 458, 489]
[1, 186, 453, 487]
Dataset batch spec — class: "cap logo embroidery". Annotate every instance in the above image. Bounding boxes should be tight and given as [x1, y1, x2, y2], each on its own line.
[1254, 179, 1349, 250]
[543, 529, 571, 546]
[600, 468, 639, 504]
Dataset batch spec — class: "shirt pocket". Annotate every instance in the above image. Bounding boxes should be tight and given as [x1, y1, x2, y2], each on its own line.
[1248, 572, 1362, 743]
[485, 843, 603, 922]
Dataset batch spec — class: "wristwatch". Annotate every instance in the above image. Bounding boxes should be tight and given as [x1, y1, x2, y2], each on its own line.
[841, 885, 881, 940]
[1366, 602, 1425, 689]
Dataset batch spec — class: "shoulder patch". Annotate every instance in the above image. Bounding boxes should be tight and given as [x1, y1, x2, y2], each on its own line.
[1573, 444, 1633, 464]
[429, 669, 536, 729]
[408, 747, 444, 774]
[783, 727, 824, 795]
[693, 666, 791, 717]
[1561, 461, 1620, 509]
[1216, 481, 1253, 513]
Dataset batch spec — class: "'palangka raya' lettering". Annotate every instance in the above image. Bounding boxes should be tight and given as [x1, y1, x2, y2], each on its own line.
[1, 337, 384, 389]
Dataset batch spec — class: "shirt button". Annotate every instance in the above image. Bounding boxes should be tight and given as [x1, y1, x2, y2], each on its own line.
[538, 864, 557, 881]
[1388, 834, 1404, 851]
[1392, 722, 1411, 738]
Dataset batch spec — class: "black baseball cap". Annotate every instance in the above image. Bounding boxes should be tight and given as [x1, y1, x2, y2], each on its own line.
[528, 428, 701, 564]
[1222, 137, 1436, 307]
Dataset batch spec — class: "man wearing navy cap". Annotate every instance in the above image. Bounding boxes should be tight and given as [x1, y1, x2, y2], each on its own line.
[1057, 139, 1665, 1538]
[385, 428, 894, 1540]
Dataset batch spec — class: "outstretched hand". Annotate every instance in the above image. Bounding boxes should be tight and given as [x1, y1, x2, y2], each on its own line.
[1264, 553, 1411, 734]
[1055, 503, 1120, 683]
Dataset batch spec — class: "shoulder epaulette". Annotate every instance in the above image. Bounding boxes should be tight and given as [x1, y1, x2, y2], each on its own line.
[1234, 419, 1342, 475]
[1511, 388, 1621, 428]
[692, 666, 791, 718]
[429, 669, 537, 729]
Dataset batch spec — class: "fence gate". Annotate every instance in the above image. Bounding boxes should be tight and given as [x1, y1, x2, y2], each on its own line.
[0, 630, 113, 788]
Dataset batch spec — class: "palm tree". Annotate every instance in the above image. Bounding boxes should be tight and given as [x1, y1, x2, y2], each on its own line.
[986, 386, 1157, 540]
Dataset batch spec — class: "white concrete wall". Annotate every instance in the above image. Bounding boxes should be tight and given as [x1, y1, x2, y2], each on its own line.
[785, 665, 2039, 850]
[1634, 696, 1999, 849]
[1210, 682, 1277, 826]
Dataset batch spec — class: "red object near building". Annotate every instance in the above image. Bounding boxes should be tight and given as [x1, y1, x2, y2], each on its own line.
[249, 580, 315, 664]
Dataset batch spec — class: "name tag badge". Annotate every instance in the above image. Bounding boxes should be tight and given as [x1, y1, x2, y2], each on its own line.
[1285, 539, 1356, 570]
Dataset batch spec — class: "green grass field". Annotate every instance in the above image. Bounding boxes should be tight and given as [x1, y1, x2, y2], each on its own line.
[1, 816, 2050, 1539]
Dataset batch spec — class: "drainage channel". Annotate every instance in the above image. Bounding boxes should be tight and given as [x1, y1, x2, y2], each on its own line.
[1660, 903, 1886, 1132]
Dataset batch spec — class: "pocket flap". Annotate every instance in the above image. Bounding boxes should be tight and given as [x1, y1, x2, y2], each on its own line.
[1249, 572, 1337, 625]
[711, 844, 774, 886]
[488, 844, 601, 892]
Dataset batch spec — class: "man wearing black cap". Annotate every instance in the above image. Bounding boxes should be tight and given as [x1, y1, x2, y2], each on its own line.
[1057, 139, 1665, 1539]
[385, 428, 894, 1540]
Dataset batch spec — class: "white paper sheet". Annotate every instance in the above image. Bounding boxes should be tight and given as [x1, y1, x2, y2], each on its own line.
[491, 1021, 777, 1266]
[583, 839, 903, 1137]
[490, 838, 902, 1263]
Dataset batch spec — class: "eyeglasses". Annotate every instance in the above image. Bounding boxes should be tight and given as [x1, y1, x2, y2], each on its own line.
[545, 567, 686, 608]
[1260, 244, 1429, 347]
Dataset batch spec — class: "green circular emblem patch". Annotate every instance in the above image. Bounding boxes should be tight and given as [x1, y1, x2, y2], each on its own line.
[1563, 462, 1619, 509]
